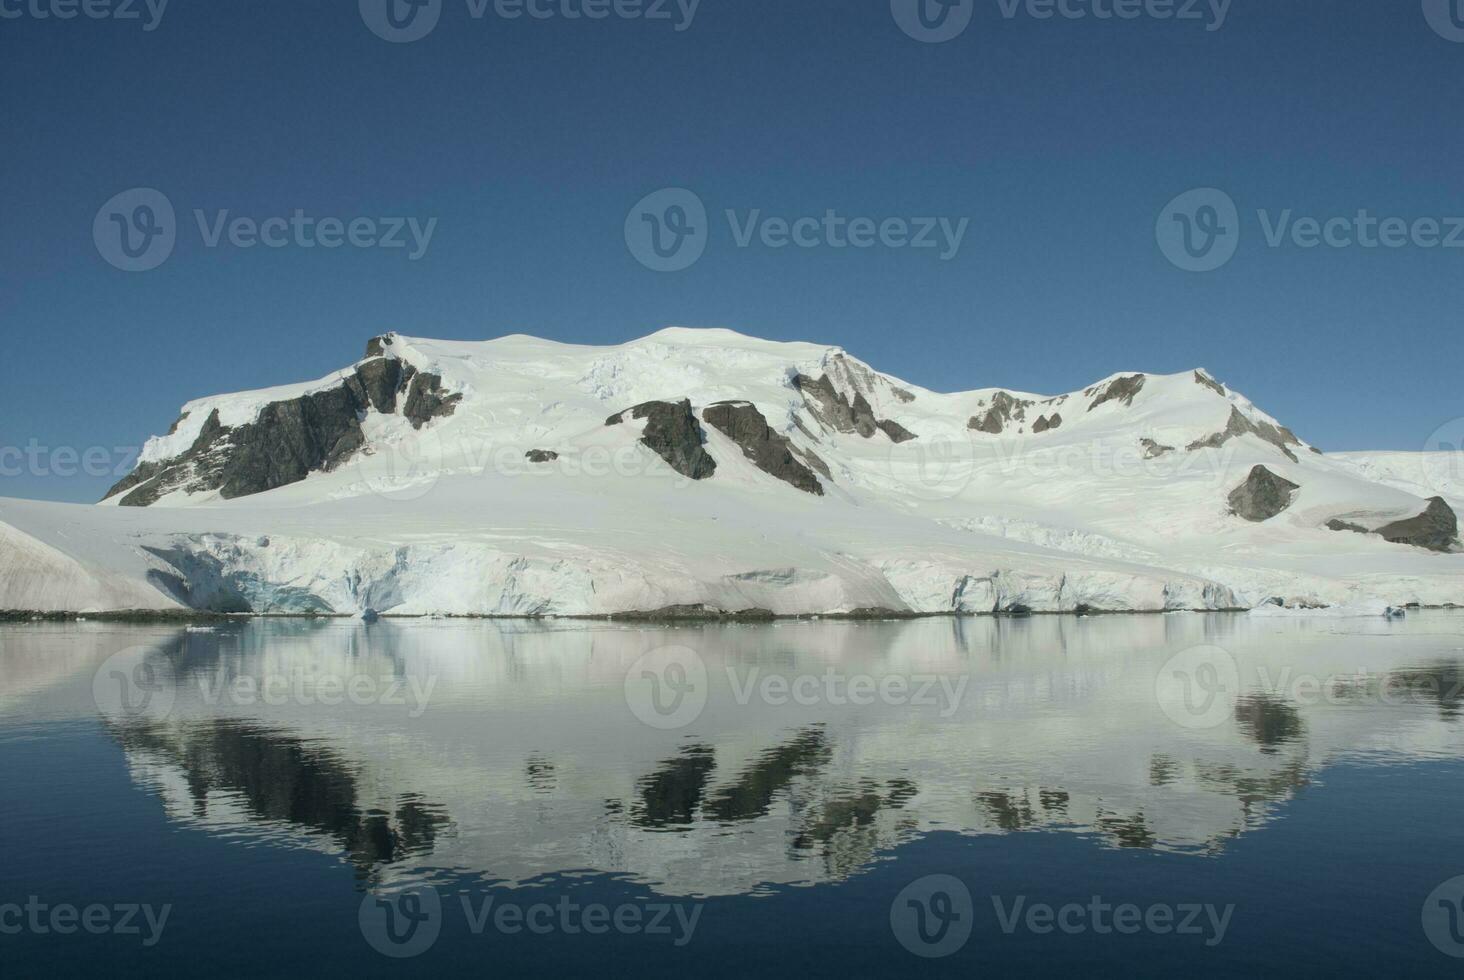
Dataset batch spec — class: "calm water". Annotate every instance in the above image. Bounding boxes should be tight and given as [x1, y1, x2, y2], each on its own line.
[4, 613, 1464, 977]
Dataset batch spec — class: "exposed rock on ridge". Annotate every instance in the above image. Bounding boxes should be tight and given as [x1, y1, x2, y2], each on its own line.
[104, 352, 461, 506]
[1140, 438, 1174, 459]
[1188, 406, 1303, 463]
[1087, 374, 1147, 411]
[702, 401, 824, 496]
[795, 373, 916, 442]
[1228, 466, 1301, 522]
[969, 391, 1033, 434]
[1193, 370, 1227, 396]
[1033, 413, 1063, 433]
[606, 399, 717, 480]
[1375, 497, 1459, 553]
[1325, 498, 1460, 553]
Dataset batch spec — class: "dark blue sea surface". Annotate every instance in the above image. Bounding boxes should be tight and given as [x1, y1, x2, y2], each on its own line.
[3, 613, 1463, 977]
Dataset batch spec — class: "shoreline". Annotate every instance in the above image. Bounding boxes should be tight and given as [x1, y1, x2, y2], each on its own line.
[6, 604, 1456, 625]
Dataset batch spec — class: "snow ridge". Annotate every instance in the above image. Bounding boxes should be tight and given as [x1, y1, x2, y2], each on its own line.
[1, 327, 1459, 615]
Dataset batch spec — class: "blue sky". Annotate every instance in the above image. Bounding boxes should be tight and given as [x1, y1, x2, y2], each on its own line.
[2, 0, 1462, 502]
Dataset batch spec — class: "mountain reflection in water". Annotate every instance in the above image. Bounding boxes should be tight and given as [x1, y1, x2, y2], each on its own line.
[4, 612, 1463, 897]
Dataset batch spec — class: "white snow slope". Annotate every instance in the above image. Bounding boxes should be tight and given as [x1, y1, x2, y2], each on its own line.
[2, 328, 1460, 615]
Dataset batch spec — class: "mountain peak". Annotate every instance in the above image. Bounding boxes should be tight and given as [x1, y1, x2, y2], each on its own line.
[2, 323, 1456, 616]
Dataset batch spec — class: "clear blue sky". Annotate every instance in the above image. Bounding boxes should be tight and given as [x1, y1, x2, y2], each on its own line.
[2, 0, 1461, 502]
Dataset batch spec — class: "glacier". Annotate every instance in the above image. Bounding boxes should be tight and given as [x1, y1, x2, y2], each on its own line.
[1, 327, 1459, 617]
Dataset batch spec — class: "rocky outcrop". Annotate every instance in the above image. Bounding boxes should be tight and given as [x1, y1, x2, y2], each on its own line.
[968, 410, 1003, 435]
[797, 373, 879, 437]
[525, 450, 559, 463]
[349, 356, 411, 414]
[1033, 413, 1063, 433]
[1187, 406, 1303, 463]
[1140, 438, 1174, 459]
[104, 410, 230, 507]
[968, 392, 1034, 434]
[606, 399, 717, 480]
[1228, 466, 1300, 522]
[402, 371, 461, 429]
[1194, 370, 1226, 397]
[1375, 497, 1459, 553]
[608, 604, 777, 622]
[876, 419, 918, 443]
[104, 354, 462, 506]
[702, 401, 824, 496]
[1087, 374, 1146, 411]
[795, 373, 915, 442]
[1324, 498, 1459, 553]
[215, 386, 368, 500]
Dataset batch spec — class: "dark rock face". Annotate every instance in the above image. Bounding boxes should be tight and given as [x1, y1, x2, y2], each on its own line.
[216, 386, 367, 500]
[1228, 465, 1301, 522]
[402, 371, 461, 429]
[1375, 497, 1460, 553]
[525, 450, 559, 463]
[1194, 370, 1227, 397]
[1087, 374, 1146, 411]
[606, 400, 717, 480]
[702, 401, 824, 496]
[609, 604, 777, 622]
[876, 419, 917, 443]
[104, 352, 463, 506]
[796, 373, 879, 437]
[969, 409, 1003, 435]
[106, 410, 230, 507]
[1325, 498, 1459, 553]
[349, 356, 410, 414]
[1140, 438, 1174, 459]
[1033, 413, 1063, 434]
[968, 391, 1032, 435]
[1187, 406, 1302, 463]
[365, 334, 394, 358]
[795, 373, 915, 443]
[836, 607, 914, 619]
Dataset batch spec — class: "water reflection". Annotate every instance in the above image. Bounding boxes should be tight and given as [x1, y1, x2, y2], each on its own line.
[1386, 662, 1464, 720]
[106, 716, 452, 884]
[703, 726, 830, 823]
[1234, 694, 1305, 755]
[634, 746, 717, 829]
[2, 612, 1463, 896]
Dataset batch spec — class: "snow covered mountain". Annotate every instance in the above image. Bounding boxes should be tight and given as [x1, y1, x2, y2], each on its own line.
[1, 327, 1460, 616]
